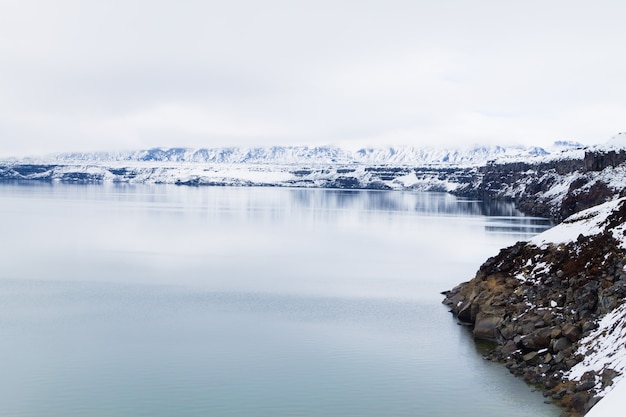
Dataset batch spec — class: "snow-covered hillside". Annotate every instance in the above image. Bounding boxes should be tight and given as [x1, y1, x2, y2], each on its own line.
[444, 196, 626, 415]
[0, 161, 476, 192]
[548, 199, 626, 414]
[454, 139, 626, 221]
[534, 199, 626, 415]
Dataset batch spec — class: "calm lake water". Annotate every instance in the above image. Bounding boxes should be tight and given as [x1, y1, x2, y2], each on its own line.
[0, 183, 560, 417]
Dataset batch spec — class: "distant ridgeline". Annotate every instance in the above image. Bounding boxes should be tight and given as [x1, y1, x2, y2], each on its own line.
[44, 144, 551, 165]
[1, 140, 626, 221]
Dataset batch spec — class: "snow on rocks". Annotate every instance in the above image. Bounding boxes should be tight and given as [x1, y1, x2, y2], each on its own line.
[0, 160, 478, 193]
[568, 302, 626, 397]
[584, 367, 626, 416]
[453, 145, 626, 222]
[530, 198, 626, 249]
[443, 197, 626, 416]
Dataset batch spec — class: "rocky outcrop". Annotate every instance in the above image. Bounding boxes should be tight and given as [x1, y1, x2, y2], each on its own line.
[584, 149, 626, 171]
[453, 149, 626, 221]
[443, 198, 626, 416]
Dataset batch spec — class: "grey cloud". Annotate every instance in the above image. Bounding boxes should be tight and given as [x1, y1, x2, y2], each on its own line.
[0, 0, 625, 157]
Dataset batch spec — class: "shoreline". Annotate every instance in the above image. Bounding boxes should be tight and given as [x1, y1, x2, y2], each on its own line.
[443, 198, 626, 416]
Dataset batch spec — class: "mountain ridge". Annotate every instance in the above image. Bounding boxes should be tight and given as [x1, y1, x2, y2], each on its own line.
[39, 143, 568, 166]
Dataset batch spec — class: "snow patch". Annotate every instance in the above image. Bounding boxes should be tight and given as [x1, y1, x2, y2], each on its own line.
[568, 303, 626, 397]
[393, 171, 419, 187]
[529, 198, 625, 247]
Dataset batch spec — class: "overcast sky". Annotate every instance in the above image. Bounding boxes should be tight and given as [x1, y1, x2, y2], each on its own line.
[0, 0, 624, 157]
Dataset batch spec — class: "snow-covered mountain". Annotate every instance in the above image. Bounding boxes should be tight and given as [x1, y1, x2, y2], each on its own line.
[46, 144, 555, 166]
[0, 140, 618, 199]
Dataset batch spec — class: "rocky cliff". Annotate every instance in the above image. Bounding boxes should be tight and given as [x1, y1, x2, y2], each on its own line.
[453, 149, 626, 222]
[443, 198, 626, 416]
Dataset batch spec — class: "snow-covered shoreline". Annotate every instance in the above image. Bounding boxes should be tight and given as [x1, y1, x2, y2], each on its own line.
[0, 160, 471, 193]
[443, 197, 626, 415]
[2, 140, 625, 223]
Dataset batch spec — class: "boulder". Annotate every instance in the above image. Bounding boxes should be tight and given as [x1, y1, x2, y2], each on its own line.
[575, 381, 596, 392]
[473, 312, 502, 341]
[552, 337, 571, 353]
[562, 324, 582, 343]
[521, 327, 553, 350]
[523, 351, 541, 365]
[550, 328, 562, 339]
[457, 302, 472, 323]
[500, 340, 518, 357]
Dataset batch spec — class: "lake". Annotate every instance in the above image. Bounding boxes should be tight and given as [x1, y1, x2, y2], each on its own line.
[0, 183, 560, 416]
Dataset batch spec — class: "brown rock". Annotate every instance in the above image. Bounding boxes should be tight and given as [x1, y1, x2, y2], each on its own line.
[550, 328, 562, 339]
[575, 381, 596, 392]
[562, 323, 582, 342]
[523, 351, 541, 365]
[522, 327, 553, 350]
[457, 302, 472, 323]
[473, 311, 502, 341]
[505, 277, 519, 288]
[500, 340, 519, 357]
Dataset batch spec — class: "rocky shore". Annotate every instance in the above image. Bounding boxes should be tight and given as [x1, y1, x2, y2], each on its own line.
[453, 147, 626, 222]
[443, 198, 626, 416]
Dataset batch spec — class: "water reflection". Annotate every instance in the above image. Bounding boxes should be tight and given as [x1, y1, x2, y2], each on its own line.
[286, 189, 553, 238]
[0, 182, 561, 417]
[289, 188, 521, 217]
[485, 216, 554, 237]
[0, 182, 553, 239]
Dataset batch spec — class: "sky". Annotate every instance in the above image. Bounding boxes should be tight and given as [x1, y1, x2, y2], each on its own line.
[0, 0, 625, 157]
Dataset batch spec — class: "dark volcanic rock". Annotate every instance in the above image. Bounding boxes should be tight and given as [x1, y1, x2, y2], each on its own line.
[453, 149, 626, 221]
[442, 198, 626, 415]
[521, 327, 553, 350]
[473, 312, 503, 341]
[561, 324, 582, 343]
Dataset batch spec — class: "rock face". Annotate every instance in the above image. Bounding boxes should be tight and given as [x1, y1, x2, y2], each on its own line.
[443, 198, 626, 416]
[453, 149, 626, 221]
